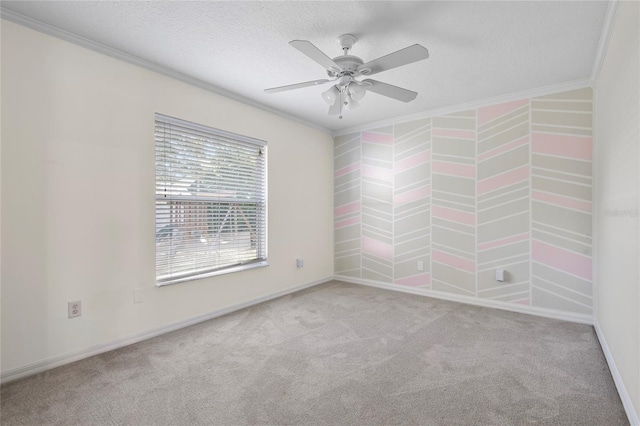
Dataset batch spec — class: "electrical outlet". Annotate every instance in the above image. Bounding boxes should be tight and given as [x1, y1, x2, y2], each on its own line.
[296, 258, 304, 268]
[417, 261, 424, 271]
[68, 301, 81, 318]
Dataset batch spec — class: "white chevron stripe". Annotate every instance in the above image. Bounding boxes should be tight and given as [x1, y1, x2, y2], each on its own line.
[394, 250, 431, 262]
[531, 260, 591, 282]
[431, 152, 475, 161]
[531, 108, 592, 115]
[394, 125, 431, 143]
[394, 143, 430, 158]
[477, 182, 529, 203]
[532, 285, 592, 309]
[480, 104, 528, 124]
[431, 242, 475, 259]
[478, 210, 528, 226]
[478, 108, 529, 132]
[532, 199, 592, 215]
[533, 166, 592, 182]
[478, 254, 530, 271]
[395, 227, 431, 241]
[532, 223, 592, 245]
[533, 275, 592, 298]
[431, 278, 475, 295]
[477, 195, 528, 213]
[478, 117, 529, 142]
[432, 221, 475, 236]
[491, 291, 530, 302]
[478, 280, 530, 293]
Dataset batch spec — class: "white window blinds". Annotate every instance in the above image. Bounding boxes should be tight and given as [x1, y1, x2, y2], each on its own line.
[155, 114, 267, 285]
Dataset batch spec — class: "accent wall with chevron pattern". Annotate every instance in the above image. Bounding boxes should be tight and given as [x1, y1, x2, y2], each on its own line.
[334, 87, 593, 317]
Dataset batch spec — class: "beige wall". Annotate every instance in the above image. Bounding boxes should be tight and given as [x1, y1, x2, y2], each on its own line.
[1, 21, 334, 375]
[594, 1, 640, 421]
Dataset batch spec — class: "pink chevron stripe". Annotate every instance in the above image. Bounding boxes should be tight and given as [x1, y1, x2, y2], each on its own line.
[362, 236, 393, 260]
[432, 250, 475, 273]
[532, 240, 592, 280]
[477, 165, 529, 195]
[395, 150, 431, 174]
[335, 201, 361, 217]
[395, 273, 431, 287]
[362, 164, 393, 181]
[477, 232, 529, 251]
[362, 132, 393, 145]
[432, 161, 475, 178]
[432, 205, 475, 226]
[478, 99, 529, 125]
[393, 185, 430, 207]
[335, 162, 360, 177]
[532, 133, 592, 161]
[532, 191, 592, 213]
[478, 136, 529, 162]
[432, 128, 475, 139]
[334, 216, 360, 230]
[514, 299, 530, 306]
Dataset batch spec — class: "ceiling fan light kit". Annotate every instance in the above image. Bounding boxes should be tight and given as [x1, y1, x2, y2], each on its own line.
[345, 95, 359, 110]
[265, 34, 429, 118]
[349, 83, 367, 101]
[321, 85, 340, 105]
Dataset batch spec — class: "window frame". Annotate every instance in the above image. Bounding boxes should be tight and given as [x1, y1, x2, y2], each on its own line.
[154, 113, 268, 286]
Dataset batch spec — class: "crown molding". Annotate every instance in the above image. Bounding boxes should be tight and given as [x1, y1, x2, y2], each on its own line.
[0, 8, 333, 136]
[332, 78, 593, 137]
[590, 0, 620, 85]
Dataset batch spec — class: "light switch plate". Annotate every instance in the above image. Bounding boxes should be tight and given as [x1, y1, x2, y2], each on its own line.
[134, 288, 145, 304]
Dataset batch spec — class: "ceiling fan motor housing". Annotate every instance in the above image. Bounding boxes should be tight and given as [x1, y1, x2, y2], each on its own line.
[332, 55, 364, 74]
[328, 34, 367, 78]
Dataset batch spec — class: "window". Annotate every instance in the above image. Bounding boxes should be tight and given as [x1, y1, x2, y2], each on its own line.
[155, 114, 267, 286]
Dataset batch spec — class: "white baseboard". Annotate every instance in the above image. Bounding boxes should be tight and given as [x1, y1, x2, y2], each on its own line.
[594, 320, 640, 426]
[0, 277, 333, 384]
[334, 275, 594, 325]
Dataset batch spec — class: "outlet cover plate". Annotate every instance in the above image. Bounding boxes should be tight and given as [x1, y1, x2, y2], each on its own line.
[68, 301, 81, 318]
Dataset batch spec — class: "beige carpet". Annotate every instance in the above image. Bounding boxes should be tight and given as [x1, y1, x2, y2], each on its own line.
[0, 281, 628, 425]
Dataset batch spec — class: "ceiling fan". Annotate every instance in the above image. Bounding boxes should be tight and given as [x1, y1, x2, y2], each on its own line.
[264, 34, 429, 118]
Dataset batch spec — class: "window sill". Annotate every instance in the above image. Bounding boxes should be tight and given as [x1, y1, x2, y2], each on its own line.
[156, 260, 269, 287]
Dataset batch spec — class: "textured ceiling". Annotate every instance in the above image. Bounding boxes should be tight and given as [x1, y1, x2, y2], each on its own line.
[2, 1, 608, 132]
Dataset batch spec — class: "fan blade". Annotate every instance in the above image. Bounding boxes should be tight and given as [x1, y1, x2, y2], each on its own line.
[264, 79, 331, 93]
[328, 99, 341, 116]
[362, 79, 418, 102]
[290, 40, 341, 71]
[358, 44, 429, 76]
